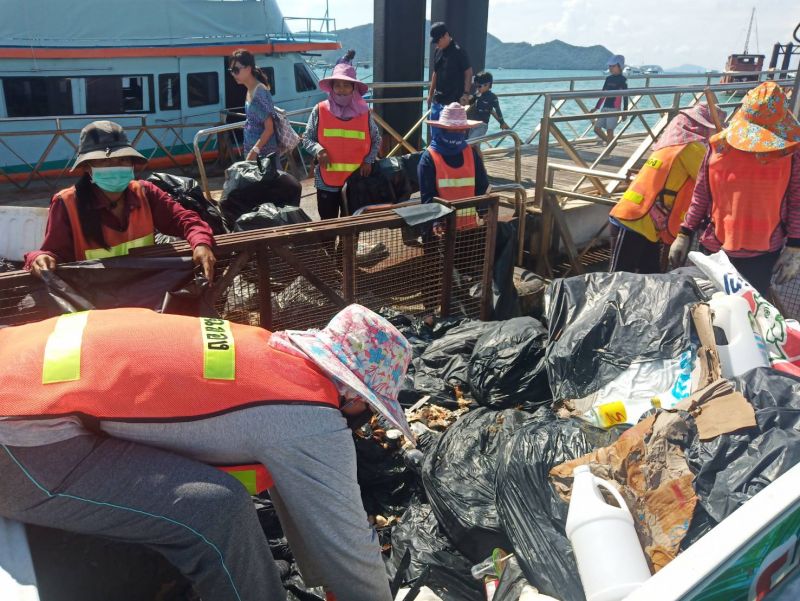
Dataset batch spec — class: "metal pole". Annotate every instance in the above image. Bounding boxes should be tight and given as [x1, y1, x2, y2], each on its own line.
[533, 94, 553, 272]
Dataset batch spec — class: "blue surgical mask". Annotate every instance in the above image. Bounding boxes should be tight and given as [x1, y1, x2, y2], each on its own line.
[90, 166, 134, 193]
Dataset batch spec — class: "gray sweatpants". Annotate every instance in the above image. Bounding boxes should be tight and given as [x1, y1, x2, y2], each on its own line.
[1, 434, 279, 601]
[101, 405, 392, 601]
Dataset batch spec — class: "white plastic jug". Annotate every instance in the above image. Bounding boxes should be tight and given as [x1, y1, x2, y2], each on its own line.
[709, 292, 769, 379]
[565, 466, 651, 601]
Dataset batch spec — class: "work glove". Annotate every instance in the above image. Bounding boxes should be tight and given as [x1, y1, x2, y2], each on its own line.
[668, 232, 691, 269]
[773, 246, 800, 285]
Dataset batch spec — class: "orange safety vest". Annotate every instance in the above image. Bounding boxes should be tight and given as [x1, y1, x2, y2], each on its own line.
[429, 147, 478, 230]
[316, 102, 371, 188]
[610, 144, 695, 244]
[708, 147, 792, 253]
[0, 308, 340, 421]
[58, 181, 156, 261]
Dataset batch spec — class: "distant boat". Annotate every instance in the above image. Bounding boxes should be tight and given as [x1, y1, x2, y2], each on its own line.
[640, 65, 663, 75]
[623, 65, 642, 76]
[720, 7, 765, 93]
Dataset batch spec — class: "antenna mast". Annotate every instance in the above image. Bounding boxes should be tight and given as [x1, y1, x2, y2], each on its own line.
[743, 7, 755, 54]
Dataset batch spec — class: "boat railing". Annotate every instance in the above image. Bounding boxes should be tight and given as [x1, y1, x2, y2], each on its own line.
[280, 16, 338, 43]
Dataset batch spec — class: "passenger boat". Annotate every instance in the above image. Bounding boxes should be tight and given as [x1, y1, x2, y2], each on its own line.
[720, 7, 765, 90]
[0, 0, 337, 181]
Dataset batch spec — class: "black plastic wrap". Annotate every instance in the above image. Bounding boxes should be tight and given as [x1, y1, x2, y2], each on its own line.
[146, 172, 228, 235]
[234, 203, 312, 232]
[421, 407, 533, 562]
[688, 366, 800, 525]
[468, 317, 550, 409]
[388, 501, 483, 601]
[545, 272, 704, 401]
[494, 410, 625, 601]
[219, 156, 300, 227]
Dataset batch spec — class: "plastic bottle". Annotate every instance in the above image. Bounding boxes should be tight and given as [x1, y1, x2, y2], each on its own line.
[708, 292, 769, 379]
[565, 466, 651, 601]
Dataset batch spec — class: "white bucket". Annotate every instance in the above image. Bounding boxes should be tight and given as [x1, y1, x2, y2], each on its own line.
[709, 291, 769, 379]
[565, 466, 651, 601]
[0, 206, 48, 262]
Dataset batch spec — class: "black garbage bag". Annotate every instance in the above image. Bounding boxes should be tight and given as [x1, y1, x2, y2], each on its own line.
[344, 170, 397, 215]
[220, 155, 301, 227]
[375, 152, 423, 200]
[545, 272, 704, 402]
[468, 317, 550, 409]
[413, 321, 496, 404]
[146, 172, 228, 235]
[421, 407, 533, 562]
[687, 367, 800, 526]
[494, 409, 624, 601]
[493, 556, 531, 601]
[234, 203, 312, 232]
[355, 434, 422, 519]
[30, 257, 216, 318]
[388, 501, 483, 601]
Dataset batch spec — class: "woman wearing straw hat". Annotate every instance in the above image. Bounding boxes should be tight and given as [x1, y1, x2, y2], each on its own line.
[0, 304, 410, 601]
[24, 120, 217, 280]
[301, 63, 380, 221]
[609, 103, 725, 273]
[669, 82, 800, 296]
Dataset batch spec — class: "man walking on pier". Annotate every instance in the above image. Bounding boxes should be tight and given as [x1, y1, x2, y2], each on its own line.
[427, 22, 474, 121]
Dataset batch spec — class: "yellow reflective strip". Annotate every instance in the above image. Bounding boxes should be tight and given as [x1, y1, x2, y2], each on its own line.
[323, 128, 366, 140]
[438, 177, 476, 188]
[326, 162, 361, 172]
[84, 233, 155, 260]
[229, 470, 258, 495]
[623, 189, 645, 205]
[201, 317, 235, 380]
[644, 158, 663, 169]
[42, 312, 90, 384]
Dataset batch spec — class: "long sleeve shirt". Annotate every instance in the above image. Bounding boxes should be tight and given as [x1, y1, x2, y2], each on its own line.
[594, 74, 629, 111]
[467, 90, 505, 125]
[301, 104, 381, 193]
[24, 180, 215, 269]
[681, 148, 800, 257]
[417, 147, 490, 204]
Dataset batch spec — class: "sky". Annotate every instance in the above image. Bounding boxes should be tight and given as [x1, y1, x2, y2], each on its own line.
[277, 0, 799, 70]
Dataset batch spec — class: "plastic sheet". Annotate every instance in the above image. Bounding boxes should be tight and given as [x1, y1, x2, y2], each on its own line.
[146, 172, 228, 235]
[545, 272, 704, 402]
[421, 407, 533, 563]
[494, 409, 624, 601]
[233, 203, 312, 232]
[468, 317, 550, 410]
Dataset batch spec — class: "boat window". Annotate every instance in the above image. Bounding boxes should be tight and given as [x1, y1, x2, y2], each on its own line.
[2, 77, 73, 118]
[86, 76, 152, 115]
[159, 74, 181, 111]
[187, 72, 219, 107]
[260, 66, 276, 95]
[294, 63, 317, 93]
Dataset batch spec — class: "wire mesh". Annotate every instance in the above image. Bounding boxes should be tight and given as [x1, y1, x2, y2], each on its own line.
[0, 280, 53, 327]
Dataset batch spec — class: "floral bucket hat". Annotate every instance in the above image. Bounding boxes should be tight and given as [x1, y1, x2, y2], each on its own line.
[711, 81, 800, 154]
[271, 304, 415, 441]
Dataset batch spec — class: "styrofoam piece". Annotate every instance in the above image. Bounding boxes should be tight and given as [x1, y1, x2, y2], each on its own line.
[0, 517, 40, 601]
[0, 206, 48, 262]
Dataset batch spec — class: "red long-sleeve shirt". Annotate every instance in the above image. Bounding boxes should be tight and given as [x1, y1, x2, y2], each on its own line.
[24, 180, 214, 270]
[680, 148, 800, 257]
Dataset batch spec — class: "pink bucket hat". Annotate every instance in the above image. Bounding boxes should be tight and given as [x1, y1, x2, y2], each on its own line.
[272, 304, 414, 441]
[427, 102, 483, 129]
[319, 63, 369, 96]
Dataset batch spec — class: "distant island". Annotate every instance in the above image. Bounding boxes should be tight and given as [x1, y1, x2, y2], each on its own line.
[317, 22, 616, 71]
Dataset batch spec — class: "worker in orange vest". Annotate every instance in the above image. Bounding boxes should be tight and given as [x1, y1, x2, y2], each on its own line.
[24, 121, 217, 280]
[301, 63, 380, 221]
[609, 103, 724, 273]
[0, 304, 410, 601]
[668, 82, 800, 297]
[418, 102, 489, 230]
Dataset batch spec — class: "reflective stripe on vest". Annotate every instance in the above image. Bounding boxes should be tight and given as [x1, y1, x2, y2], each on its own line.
[609, 144, 690, 243]
[709, 148, 792, 252]
[429, 147, 476, 201]
[84, 233, 156, 260]
[439, 176, 476, 188]
[42, 312, 89, 384]
[58, 180, 156, 261]
[0, 308, 340, 420]
[317, 102, 371, 187]
[323, 128, 366, 140]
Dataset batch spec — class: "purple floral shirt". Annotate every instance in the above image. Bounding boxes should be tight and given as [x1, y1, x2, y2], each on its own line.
[244, 86, 277, 156]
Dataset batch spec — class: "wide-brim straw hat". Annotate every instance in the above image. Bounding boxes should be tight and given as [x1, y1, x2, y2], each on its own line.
[72, 120, 146, 171]
[319, 63, 369, 96]
[679, 103, 726, 130]
[711, 81, 800, 154]
[426, 102, 483, 129]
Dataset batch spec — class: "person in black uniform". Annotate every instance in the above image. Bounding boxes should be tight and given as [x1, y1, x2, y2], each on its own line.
[427, 22, 473, 122]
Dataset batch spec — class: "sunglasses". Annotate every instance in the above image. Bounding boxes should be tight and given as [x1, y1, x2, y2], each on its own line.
[229, 65, 244, 75]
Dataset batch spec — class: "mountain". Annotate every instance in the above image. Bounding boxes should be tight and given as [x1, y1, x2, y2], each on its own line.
[316, 23, 614, 71]
[666, 64, 709, 73]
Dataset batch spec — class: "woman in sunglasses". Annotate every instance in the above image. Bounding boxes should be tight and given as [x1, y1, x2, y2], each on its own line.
[229, 49, 278, 162]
